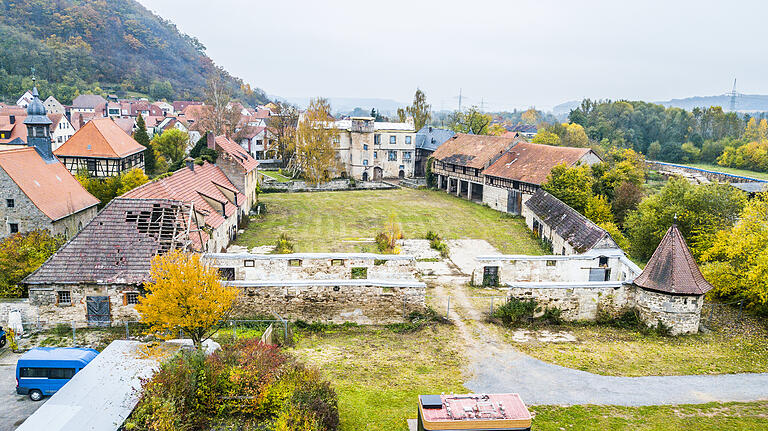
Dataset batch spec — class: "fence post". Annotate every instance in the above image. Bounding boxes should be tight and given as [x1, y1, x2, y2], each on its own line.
[446, 296, 451, 318]
[231, 320, 236, 341]
[71, 320, 76, 346]
[125, 321, 129, 340]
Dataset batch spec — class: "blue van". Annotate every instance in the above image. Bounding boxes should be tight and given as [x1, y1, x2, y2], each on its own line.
[16, 347, 98, 401]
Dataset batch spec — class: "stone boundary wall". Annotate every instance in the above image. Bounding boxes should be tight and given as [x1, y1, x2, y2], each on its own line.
[204, 253, 417, 281]
[228, 279, 426, 324]
[260, 178, 397, 193]
[0, 299, 33, 326]
[472, 252, 642, 286]
[647, 160, 767, 184]
[505, 282, 630, 321]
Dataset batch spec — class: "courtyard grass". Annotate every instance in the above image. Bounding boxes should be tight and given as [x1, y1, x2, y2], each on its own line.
[260, 170, 293, 182]
[237, 189, 545, 254]
[288, 324, 465, 431]
[531, 401, 768, 430]
[500, 324, 768, 376]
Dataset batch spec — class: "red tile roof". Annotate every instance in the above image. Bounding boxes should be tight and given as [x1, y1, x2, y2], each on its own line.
[431, 133, 520, 169]
[54, 117, 145, 159]
[214, 135, 259, 172]
[633, 224, 714, 295]
[121, 162, 245, 233]
[0, 147, 99, 221]
[484, 142, 597, 185]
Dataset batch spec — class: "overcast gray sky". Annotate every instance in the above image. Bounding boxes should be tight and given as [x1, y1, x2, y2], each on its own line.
[137, 0, 768, 111]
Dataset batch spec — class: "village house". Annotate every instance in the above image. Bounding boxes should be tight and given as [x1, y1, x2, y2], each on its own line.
[482, 142, 601, 214]
[333, 116, 417, 181]
[523, 189, 619, 255]
[49, 114, 76, 150]
[43, 96, 65, 115]
[23, 198, 201, 326]
[71, 94, 107, 114]
[431, 133, 522, 202]
[0, 89, 99, 238]
[206, 132, 260, 210]
[54, 117, 146, 177]
[121, 160, 247, 252]
[0, 105, 75, 151]
[238, 126, 277, 160]
[16, 90, 34, 108]
[172, 100, 202, 114]
[154, 101, 174, 115]
[413, 126, 455, 177]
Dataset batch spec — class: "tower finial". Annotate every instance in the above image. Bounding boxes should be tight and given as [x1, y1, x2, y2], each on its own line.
[31, 66, 36, 84]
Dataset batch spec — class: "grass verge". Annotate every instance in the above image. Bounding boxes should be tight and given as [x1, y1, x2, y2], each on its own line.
[681, 162, 768, 181]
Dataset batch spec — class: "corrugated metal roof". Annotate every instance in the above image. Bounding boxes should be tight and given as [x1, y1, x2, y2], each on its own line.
[633, 224, 714, 295]
[524, 189, 619, 253]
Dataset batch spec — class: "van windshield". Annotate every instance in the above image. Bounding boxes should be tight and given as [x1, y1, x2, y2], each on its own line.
[20, 367, 76, 379]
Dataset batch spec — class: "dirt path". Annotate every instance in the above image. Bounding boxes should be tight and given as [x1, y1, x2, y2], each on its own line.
[439, 240, 768, 406]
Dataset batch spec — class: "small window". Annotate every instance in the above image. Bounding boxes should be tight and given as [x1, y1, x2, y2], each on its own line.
[218, 267, 235, 280]
[351, 267, 368, 279]
[9, 223, 18, 234]
[389, 136, 396, 144]
[405, 136, 412, 145]
[374, 151, 378, 159]
[363, 159, 368, 166]
[599, 256, 609, 267]
[363, 144, 368, 150]
[288, 259, 302, 267]
[388, 151, 397, 161]
[244, 259, 255, 267]
[403, 151, 412, 161]
[374, 134, 381, 145]
[5, 199, 13, 208]
[57, 290, 71, 305]
[546, 260, 557, 267]
[331, 259, 344, 266]
[125, 292, 140, 305]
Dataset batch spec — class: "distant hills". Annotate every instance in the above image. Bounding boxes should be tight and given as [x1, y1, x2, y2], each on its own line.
[0, 0, 268, 106]
[553, 94, 768, 119]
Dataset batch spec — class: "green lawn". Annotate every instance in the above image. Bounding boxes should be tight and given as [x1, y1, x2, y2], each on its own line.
[681, 162, 768, 181]
[502, 324, 768, 376]
[289, 324, 466, 431]
[260, 170, 293, 183]
[238, 189, 545, 254]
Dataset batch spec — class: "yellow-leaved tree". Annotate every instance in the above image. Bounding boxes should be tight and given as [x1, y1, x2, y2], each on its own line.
[136, 249, 237, 348]
[290, 97, 340, 185]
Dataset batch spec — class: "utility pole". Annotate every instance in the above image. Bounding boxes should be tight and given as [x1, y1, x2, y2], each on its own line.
[458, 88, 462, 112]
[729, 78, 738, 112]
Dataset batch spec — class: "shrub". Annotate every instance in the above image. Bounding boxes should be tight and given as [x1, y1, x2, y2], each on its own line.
[273, 233, 295, 254]
[124, 340, 339, 431]
[492, 298, 537, 325]
[425, 231, 449, 258]
[540, 307, 563, 325]
[425, 231, 439, 241]
[375, 213, 403, 254]
[386, 306, 449, 333]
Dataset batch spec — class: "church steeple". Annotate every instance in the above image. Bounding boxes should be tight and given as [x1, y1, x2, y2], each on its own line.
[23, 80, 55, 162]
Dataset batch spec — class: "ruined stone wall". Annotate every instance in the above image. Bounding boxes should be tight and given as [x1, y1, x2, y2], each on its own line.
[472, 254, 638, 286]
[260, 179, 396, 193]
[506, 284, 629, 321]
[633, 287, 703, 335]
[204, 253, 418, 281]
[230, 281, 426, 324]
[482, 184, 510, 213]
[0, 299, 33, 326]
[28, 283, 141, 325]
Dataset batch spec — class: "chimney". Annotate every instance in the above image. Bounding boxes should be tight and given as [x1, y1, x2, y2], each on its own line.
[206, 131, 215, 150]
[9, 115, 15, 124]
[185, 157, 195, 171]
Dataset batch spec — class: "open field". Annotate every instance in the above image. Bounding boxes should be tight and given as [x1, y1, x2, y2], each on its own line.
[237, 189, 546, 254]
[681, 162, 768, 181]
[289, 324, 465, 431]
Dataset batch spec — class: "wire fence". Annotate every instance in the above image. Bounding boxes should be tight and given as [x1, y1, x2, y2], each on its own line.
[426, 294, 508, 318]
[701, 299, 747, 325]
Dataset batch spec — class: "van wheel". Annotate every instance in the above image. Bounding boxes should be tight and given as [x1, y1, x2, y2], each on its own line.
[0, 336, 5, 348]
[29, 390, 43, 401]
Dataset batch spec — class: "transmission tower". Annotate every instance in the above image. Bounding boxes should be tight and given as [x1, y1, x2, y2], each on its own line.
[729, 78, 738, 112]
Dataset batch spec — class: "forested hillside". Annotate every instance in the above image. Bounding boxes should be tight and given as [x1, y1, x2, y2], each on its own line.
[0, 0, 268, 105]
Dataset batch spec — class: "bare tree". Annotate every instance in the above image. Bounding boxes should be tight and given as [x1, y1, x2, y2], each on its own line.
[266, 102, 299, 165]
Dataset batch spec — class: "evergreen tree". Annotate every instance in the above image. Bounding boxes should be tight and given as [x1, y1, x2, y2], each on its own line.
[134, 115, 155, 175]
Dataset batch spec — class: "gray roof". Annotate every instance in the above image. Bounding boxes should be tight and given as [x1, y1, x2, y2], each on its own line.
[730, 182, 768, 194]
[72, 94, 107, 109]
[525, 189, 619, 253]
[24, 198, 196, 286]
[415, 126, 456, 152]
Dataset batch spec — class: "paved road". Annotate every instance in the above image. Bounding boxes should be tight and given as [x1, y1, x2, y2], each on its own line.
[0, 349, 44, 431]
[442, 240, 768, 406]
